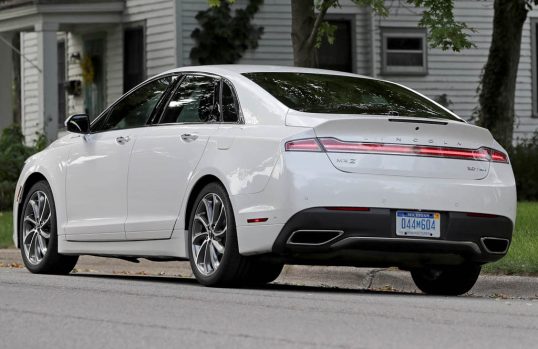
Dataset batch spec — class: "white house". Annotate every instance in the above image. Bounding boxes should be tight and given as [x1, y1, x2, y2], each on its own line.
[0, 0, 537, 143]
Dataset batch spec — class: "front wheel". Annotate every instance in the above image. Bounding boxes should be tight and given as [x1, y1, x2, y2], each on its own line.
[411, 264, 481, 296]
[20, 180, 78, 274]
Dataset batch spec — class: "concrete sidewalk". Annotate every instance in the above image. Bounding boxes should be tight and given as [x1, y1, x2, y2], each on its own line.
[1, 249, 536, 299]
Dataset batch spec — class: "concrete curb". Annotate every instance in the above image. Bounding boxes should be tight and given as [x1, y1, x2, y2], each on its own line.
[1, 249, 537, 299]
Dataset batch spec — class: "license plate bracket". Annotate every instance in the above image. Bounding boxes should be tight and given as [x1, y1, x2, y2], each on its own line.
[396, 211, 440, 238]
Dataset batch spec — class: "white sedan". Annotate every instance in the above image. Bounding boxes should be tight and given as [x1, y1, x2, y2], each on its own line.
[13, 65, 516, 295]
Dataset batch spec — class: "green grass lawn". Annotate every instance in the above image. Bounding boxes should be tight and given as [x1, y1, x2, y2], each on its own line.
[0, 211, 13, 248]
[0, 203, 537, 274]
[483, 202, 538, 275]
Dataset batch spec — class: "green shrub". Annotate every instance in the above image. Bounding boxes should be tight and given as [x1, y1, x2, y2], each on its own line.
[0, 125, 45, 210]
[510, 132, 538, 201]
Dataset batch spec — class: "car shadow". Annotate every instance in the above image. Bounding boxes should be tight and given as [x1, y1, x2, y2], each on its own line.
[70, 272, 424, 297]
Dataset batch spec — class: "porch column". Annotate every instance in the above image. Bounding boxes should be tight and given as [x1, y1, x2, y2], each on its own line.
[35, 22, 59, 142]
[0, 32, 14, 131]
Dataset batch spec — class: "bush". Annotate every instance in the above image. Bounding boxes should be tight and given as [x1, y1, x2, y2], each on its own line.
[510, 132, 538, 201]
[0, 125, 45, 210]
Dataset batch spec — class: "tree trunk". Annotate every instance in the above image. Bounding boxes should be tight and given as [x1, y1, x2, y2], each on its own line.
[291, 0, 318, 67]
[478, 0, 528, 148]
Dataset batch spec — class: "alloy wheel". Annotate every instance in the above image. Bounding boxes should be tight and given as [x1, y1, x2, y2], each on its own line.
[22, 191, 51, 265]
[191, 193, 227, 276]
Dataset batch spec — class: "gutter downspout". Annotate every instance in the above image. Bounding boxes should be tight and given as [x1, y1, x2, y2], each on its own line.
[369, 7, 376, 78]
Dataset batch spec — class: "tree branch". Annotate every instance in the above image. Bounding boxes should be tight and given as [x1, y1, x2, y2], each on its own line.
[306, 0, 334, 50]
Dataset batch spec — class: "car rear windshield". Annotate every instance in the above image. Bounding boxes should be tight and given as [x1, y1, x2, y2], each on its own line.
[243, 72, 460, 121]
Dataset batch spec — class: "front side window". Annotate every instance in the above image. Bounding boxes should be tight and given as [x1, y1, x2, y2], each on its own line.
[381, 28, 428, 75]
[243, 72, 460, 121]
[160, 75, 220, 124]
[92, 76, 172, 132]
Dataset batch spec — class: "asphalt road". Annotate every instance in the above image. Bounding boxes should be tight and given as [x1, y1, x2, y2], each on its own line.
[1, 268, 537, 349]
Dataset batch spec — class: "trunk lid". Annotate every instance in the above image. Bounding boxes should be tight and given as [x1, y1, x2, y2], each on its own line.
[286, 112, 494, 180]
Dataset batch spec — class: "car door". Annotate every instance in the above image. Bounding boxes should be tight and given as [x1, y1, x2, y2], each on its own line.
[125, 74, 220, 240]
[64, 76, 174, 241]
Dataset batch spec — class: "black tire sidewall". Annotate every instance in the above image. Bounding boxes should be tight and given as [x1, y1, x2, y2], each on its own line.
[187, 182, 241, 286]
[411, 264, 481, 296]
[20, 181, 60, 273]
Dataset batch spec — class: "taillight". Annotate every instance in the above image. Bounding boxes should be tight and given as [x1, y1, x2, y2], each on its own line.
[488, 149, 509, 163]
[285, 137, 509, 163]
[284, 138, 322, 152]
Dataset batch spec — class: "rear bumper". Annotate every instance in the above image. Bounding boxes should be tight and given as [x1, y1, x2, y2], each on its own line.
[233, 152, 516, 256]
[270, 207, 513, 268]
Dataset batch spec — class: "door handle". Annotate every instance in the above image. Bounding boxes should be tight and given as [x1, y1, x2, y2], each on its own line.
[116, 136, 130, 145]
[181, 133, 198, 142]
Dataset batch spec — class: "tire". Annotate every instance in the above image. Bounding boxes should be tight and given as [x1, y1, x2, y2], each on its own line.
[188, 182, 269, 287]
[20, 180, 78, 275]
[244, 261, 284, 285]
[411, 264, 481, 296]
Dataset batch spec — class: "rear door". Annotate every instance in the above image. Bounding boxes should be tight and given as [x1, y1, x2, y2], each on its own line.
[125, 74, 220, 240]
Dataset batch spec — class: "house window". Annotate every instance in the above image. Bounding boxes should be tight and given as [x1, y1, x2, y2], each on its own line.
[381, 28, 427, 75]
[123, 26, 145, 93]
[318, 18, 354, 73]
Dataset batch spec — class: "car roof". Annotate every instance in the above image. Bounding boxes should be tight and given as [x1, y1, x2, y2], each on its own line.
[159, 64, 371, 80]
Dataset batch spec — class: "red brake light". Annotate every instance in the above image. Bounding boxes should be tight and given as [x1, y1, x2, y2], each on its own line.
[317, 138, 508, 163]
[285, 138, 322, 152]
[488, 149, 509, 163]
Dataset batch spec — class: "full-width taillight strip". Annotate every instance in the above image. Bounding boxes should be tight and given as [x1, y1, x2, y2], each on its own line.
[285, 138, 509, 163]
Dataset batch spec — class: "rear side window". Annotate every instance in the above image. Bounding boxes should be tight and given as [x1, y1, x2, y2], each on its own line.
[222, 81, 239, 123]
[243, 72, 459, 121]
[160, 75, 220, 123]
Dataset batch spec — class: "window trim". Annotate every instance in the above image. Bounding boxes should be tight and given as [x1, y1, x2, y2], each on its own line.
[380, 27, 428, 76]
[532, 18, 538, 118]
[89, 73, 178, 133]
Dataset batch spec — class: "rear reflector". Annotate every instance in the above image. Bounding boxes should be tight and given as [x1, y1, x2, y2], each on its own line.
[284, 138, 322, 152]
[326, 207, 370, 212]
[284, 137, 509, 163]
[247, 218, 269, 223]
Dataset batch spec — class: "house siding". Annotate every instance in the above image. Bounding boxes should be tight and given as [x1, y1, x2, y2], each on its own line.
[20, 32, 40, 144]
[371, 0, 538, 140]
[16, 0, 538, 141]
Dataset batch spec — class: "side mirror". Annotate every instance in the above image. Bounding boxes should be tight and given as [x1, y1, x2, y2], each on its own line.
[65, 114, 90, 134]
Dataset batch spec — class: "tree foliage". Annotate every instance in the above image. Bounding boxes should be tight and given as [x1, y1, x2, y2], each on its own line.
[190, 0, 264, 65]
[293, 0, 474, 67]
[0, 125, 46, 210]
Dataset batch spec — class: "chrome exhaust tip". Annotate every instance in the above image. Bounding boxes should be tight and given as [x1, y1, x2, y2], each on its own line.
[287, 230, 344, 246]
[480, 237, 510, 254]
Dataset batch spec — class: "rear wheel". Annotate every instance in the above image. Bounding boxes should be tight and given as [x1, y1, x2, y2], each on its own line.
[411, 264, 481, 296]
[244, 261, 284, 285]
[187, 183, 247, 286]
[20, 181, 78, 274]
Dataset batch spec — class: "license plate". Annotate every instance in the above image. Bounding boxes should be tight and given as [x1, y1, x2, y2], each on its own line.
[396, 211, 440, 238]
